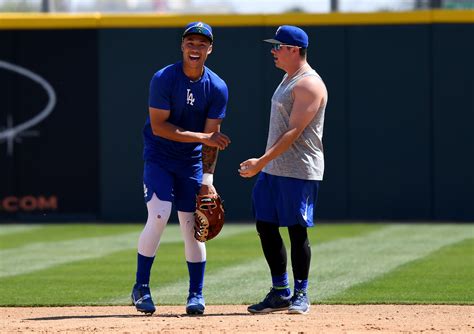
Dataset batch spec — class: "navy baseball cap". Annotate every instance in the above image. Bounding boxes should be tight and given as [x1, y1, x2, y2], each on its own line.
[183, 22, 213, 43]
[264, 25, 309, 48]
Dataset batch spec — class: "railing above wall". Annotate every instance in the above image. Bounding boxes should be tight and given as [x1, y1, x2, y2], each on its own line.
[0, 10, 473, 29]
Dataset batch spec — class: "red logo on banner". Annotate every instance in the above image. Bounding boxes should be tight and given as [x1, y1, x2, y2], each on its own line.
[0, 196, 58, 212]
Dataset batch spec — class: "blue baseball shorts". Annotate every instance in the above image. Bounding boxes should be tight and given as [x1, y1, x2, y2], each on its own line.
[143, 160, 202, 212]
[252, 172, 320, 227]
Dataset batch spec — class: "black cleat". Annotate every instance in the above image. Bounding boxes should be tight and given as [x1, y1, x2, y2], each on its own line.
[247, 288, 291, 314]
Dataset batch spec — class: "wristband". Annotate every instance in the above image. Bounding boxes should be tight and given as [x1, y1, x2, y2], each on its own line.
[202, 173, 213, 186]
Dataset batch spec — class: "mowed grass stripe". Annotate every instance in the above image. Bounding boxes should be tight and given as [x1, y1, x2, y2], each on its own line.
[111, 224, 472, 305]
[6, 224, 373, 306]
[3, 223, 470, 306]
[107, 224, 383, 305]
[324, 237, 474, 304]
[312, 224, 473, 301]
[0, 224, 255, 278]
[0, 224, 140, 250]
[0, 229, 262, 306]
[0, 224, 43, 236]
[0, 232, 140, 278]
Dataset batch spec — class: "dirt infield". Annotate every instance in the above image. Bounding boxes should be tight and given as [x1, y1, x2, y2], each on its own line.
[1, 305, 473, 333]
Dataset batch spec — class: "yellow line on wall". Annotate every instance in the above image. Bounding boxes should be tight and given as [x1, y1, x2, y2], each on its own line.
[0, 10, 472, 30]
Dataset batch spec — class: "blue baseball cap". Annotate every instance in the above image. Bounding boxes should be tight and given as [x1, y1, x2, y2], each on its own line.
[264, 25, 309, 48]
[183, 22, 213, 43]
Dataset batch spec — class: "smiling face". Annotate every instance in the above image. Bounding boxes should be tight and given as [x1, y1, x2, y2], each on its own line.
[181, 34, 213, 71]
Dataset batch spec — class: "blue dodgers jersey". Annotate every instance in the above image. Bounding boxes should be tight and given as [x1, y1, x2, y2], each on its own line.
[143, 61, 228, 166]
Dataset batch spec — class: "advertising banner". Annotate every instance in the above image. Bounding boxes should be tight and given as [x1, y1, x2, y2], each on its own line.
[0, 30, 99, 221]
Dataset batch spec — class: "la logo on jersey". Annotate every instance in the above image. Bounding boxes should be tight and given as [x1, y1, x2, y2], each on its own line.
[186, 89, 195, 106]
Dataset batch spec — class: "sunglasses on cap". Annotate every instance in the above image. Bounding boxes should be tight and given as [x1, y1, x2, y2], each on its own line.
[272, 43, 301, 51]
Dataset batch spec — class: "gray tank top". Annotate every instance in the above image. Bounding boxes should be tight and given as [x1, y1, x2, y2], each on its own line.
[262, 68, 327, 180]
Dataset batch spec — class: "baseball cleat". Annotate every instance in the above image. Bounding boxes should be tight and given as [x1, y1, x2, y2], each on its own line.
[247, 288, 291, 314]
[186, 292, 205, 315]
[131, 283, 156, 315]
[288, 289, 310, 314]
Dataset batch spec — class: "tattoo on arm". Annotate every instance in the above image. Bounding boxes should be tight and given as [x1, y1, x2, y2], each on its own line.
[202, 145, 218, 173]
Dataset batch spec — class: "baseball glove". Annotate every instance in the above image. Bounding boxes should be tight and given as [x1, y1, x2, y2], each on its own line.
[194, 195, 225, 242]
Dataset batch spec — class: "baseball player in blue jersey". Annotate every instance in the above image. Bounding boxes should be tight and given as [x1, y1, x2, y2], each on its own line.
[131, 22, 231, 316]
[239, 26, 328, 315]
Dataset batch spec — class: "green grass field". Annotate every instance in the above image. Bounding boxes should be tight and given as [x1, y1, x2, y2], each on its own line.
[0, 223, 472, 307]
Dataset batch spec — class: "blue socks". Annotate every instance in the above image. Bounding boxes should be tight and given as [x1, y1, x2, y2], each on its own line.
[136, 255, 206, 297]
[272, 273, 291, 297]
[136, 253, 155, 285]
[272, 273, 308, 296]
[136, 255, 206, 296]
[295, 278, 308, 292]
[187, 261, 206, 295]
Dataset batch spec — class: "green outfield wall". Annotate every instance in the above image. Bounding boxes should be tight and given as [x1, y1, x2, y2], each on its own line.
[1, 11, 473, 222]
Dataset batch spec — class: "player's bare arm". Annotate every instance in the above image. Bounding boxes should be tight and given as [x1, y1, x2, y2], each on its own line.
[202, 119, 221, 174]
[200, 118, 225, 196]
[149, 107, 230, 150]
[239, 76, 325, 178]
[202, 145, 218, 173]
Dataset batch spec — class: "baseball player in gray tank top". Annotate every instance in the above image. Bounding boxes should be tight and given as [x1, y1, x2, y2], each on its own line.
[264, 67, 326, 180]
[239, 25, 328, 316]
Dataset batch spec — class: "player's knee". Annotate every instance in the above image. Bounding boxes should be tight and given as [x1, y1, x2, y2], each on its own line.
[177, 211, 198, 239]
[177, 211, 194, 229]
[256, 220, 279, 239]
[288, 224, 309, 247]
[147, 194, 172, 225]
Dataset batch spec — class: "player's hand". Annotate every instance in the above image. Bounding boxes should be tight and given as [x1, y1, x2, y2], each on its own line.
[238, 158, 263, 178]
[202, 132, 231, 150]
[199, 184, 218, 198]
